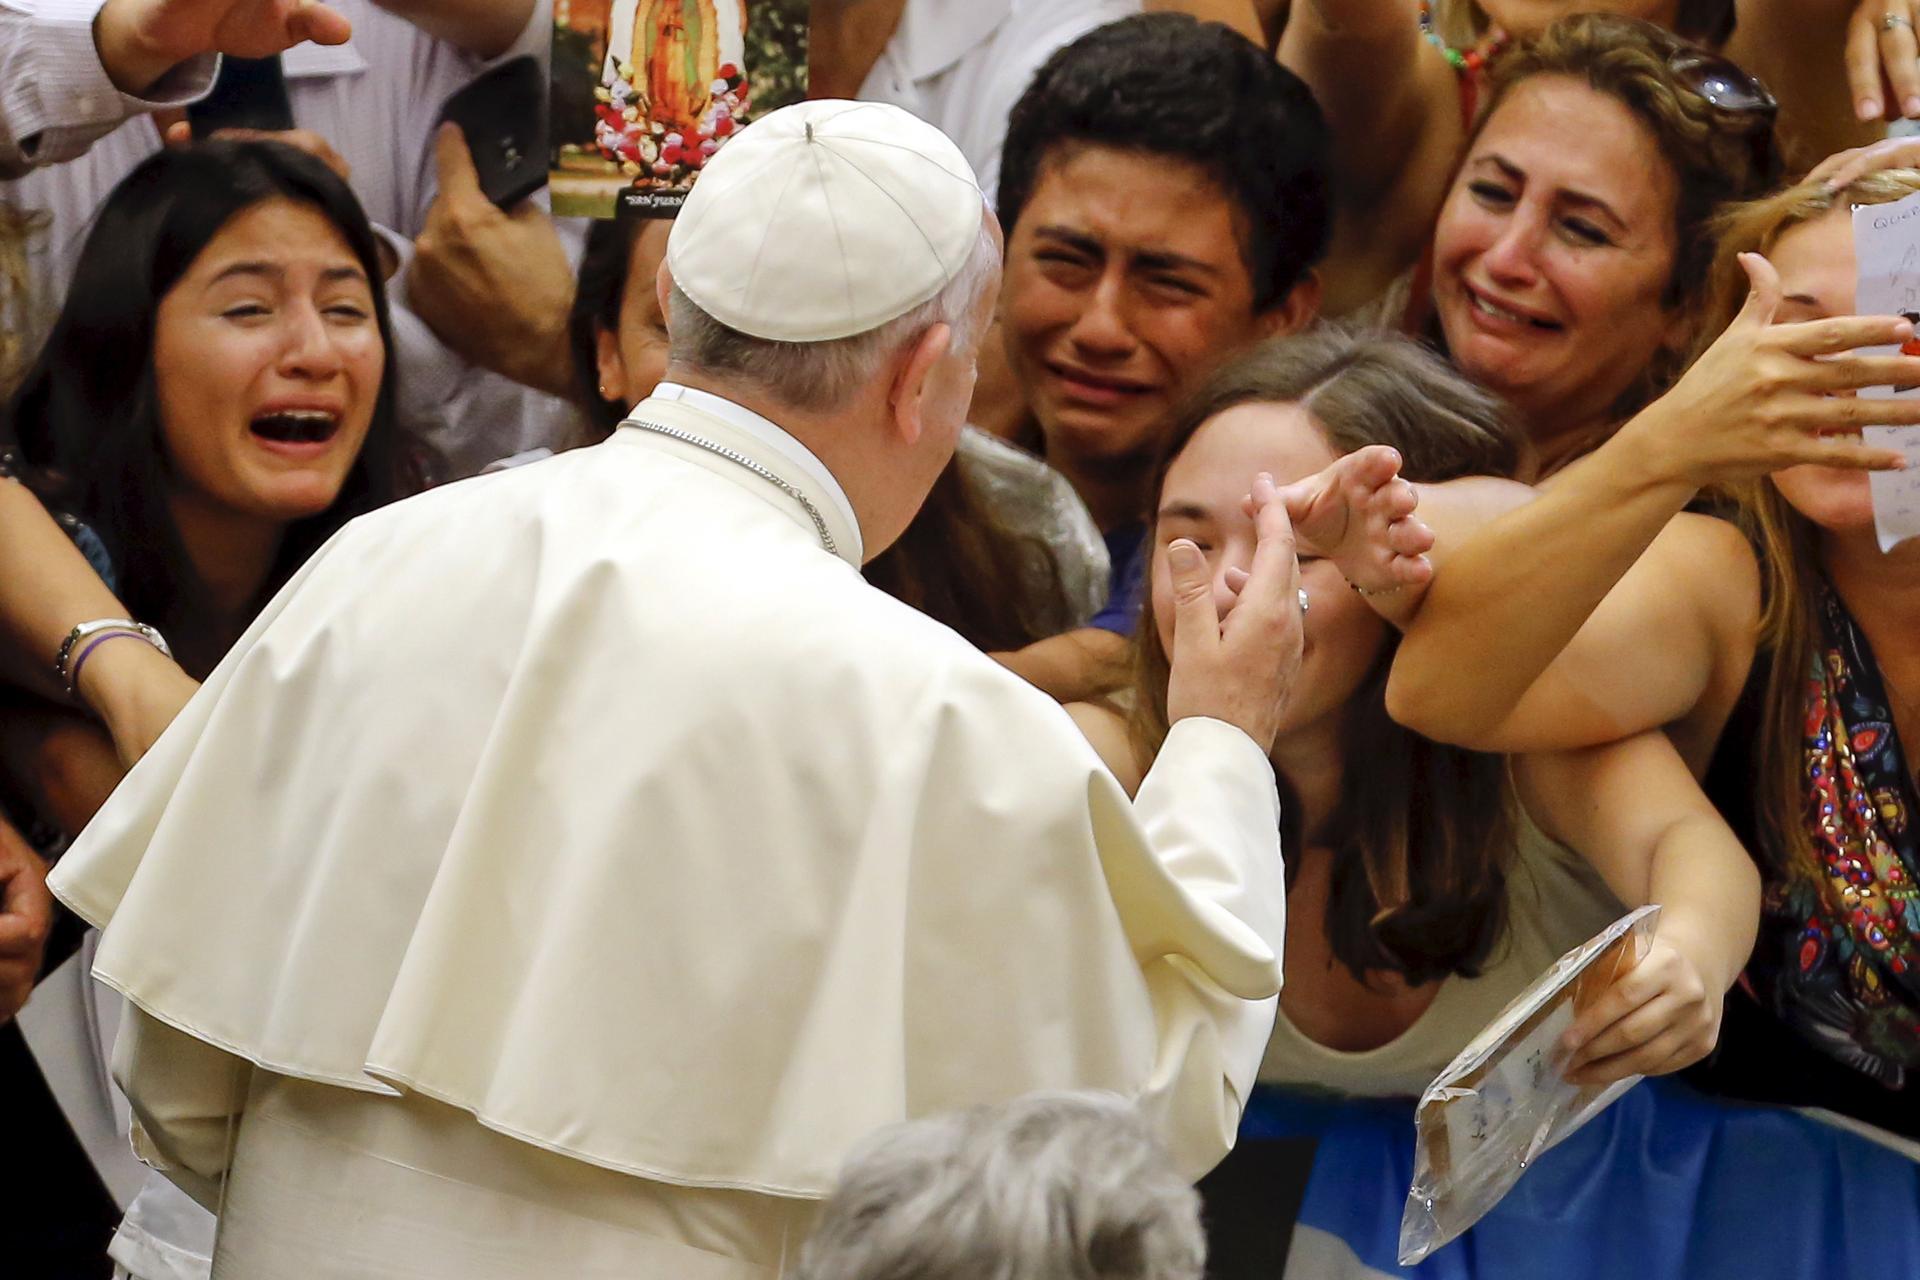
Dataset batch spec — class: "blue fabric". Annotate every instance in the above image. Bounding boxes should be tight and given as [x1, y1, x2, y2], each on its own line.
[1088, 523, 1147, 635]
[1243, 1078, 1920, 1278]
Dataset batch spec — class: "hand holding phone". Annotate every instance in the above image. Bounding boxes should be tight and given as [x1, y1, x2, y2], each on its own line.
[437, 54, 548, 210]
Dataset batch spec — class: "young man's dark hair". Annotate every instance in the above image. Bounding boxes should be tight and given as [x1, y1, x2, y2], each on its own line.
[996, 13, 1332, 314]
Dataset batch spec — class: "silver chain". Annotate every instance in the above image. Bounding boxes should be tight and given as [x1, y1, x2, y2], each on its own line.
[622, 418, 837, 557]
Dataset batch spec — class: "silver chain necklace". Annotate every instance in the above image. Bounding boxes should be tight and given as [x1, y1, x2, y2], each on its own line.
[623, 418, 838, 557]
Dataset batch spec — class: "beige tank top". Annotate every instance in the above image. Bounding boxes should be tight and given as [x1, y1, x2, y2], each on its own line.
[1257, 807, 1625, 1098]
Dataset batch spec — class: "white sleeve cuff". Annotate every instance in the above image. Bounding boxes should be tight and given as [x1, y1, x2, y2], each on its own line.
[38, 0, 215, 121]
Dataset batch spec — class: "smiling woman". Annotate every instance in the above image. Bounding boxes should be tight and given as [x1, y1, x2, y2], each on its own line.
[1, 141, 401, 677]
[1425, 14, 1777, 474]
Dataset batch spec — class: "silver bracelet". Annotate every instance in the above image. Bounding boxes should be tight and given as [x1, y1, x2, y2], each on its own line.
[55, 618, 172, 699]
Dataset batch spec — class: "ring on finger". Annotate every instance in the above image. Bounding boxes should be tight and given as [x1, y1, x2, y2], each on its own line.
[1298, 588, 1310, 615]
[1884, 12, 1913, 31]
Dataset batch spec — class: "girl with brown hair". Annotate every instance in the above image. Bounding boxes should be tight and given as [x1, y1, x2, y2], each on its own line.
[1065, 327, 1842, 1275]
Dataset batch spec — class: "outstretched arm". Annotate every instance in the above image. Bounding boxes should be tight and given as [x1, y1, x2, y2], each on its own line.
[0, 0, 348, 174]
[92, 0, 348, 92]
[1517, 731, 1762, 1086]
[1388, 255, 1920, 752]
[1729, 0, 1877, 172]
[1278, 0, 1434, 210]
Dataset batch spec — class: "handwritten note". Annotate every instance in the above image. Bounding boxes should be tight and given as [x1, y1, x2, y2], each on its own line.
[1852, 192, 1920, 551]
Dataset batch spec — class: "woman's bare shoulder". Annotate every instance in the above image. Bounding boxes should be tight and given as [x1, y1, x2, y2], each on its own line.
[1065, 699, 1148, 798]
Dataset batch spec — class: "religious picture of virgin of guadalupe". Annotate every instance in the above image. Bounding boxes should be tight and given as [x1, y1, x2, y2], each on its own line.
[548, 0, 808, 218]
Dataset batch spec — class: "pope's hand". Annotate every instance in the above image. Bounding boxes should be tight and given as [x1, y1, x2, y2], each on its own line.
[94, 0, 352, 96]
[1165, 472, 1304, 753]
[0, 818, 52, 1024]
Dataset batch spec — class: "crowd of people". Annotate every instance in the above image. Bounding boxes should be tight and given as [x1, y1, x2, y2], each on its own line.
[5, 0, 1920, 1277]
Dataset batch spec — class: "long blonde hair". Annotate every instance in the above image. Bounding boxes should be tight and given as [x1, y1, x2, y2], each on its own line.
[1698, 170, 1920, 869]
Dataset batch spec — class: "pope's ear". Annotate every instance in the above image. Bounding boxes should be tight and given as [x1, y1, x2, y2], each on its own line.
[888, 321, 954, 447]
[655, 260, 676, 330]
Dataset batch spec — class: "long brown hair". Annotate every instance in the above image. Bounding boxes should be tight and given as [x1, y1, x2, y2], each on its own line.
[1697, 170, 1920, 872]
[1128, 328, 1525, 983]
[864, 454, 1083, 652]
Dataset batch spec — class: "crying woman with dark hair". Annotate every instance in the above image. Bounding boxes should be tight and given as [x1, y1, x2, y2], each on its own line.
[0, 138, 404, 1275]
[4, 139, 402, 682]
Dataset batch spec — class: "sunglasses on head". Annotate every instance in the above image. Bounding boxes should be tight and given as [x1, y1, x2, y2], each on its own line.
[1667, 48, 1781, 187]
[1668, 49, 1778, 118]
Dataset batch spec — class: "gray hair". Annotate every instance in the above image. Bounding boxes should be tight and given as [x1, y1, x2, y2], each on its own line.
[793, 1091, 1204, 1280]
[666, 214, 1000, 413]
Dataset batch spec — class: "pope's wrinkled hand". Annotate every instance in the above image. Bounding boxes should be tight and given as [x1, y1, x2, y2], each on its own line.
[1165, 472, 1304, 754]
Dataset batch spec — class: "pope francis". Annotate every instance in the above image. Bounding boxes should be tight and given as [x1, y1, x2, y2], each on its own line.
[53, 101, 1318, 1277]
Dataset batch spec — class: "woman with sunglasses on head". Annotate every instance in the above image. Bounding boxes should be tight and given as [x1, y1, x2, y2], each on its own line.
[1389, 167, 1920, 1149]
[0, 137, 402, 1280]
[1279, 0, 1891, 321]
[1398, 14, 1781, 476]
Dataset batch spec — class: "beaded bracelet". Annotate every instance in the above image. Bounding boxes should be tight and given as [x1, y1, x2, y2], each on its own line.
[1418, 0, 1509, 74]
[1349, 579, 1409, 600]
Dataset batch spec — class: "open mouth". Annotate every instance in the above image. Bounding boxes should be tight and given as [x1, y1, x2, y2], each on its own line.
[250, 410, 341, 445]
[1466, 286, 1561, 332]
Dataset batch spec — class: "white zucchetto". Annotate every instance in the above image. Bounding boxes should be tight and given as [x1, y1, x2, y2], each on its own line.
[667, 98, 985, 343]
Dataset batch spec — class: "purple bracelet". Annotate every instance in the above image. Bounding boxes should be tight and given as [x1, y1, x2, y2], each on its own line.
[67, 629, 149, 694]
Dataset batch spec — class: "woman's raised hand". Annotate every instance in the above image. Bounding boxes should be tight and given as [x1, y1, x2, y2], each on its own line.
[1272, 444, 1434, 596]
[1620, 252, 1920, 487]
[1560, 932, 1723, 1087]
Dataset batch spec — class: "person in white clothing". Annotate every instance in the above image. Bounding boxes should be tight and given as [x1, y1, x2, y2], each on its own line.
[49, 100, 1427, 1277]
[0, 0, 349, 176]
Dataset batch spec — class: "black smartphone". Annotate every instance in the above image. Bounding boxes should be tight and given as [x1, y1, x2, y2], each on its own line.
[187, 56, 296, 138]
[438, 55, 549, 209]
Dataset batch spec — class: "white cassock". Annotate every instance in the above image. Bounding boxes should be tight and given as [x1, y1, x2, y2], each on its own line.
[50, 385, 1287, 1278]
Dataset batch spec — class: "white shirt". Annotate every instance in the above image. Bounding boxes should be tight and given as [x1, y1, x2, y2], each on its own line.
[0, 0, 215, 176]
[856, 0, 1140, 204]
[642, 381, 864, 564]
